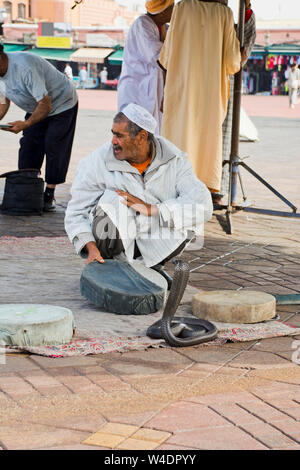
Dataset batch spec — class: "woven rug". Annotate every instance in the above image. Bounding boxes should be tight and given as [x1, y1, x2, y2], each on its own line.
[6, 320, 300, 357]
[6, 336, 164, 358]
[2, 236, 300, 357]
[215, 320, 300, 342]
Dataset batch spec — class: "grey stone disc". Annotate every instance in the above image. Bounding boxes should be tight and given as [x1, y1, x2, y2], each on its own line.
[0, 304, 75, 347]
[80, 260, 167, 315]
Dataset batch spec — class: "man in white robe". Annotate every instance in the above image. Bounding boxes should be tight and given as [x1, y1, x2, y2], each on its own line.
[65, 104, 213, 274]
[117, 0, 174, 134]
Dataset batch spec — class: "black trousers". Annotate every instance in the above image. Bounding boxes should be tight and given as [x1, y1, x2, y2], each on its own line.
[18, 102, 78, 185]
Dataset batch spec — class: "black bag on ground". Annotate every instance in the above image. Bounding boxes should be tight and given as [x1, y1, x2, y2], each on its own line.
[0, 169, 44, 216]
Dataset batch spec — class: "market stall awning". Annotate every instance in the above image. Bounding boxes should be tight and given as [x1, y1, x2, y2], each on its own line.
[251, 44, 265, 54]
[27, 48, 76, 61]
[108, 49, 123, 65]
[267, 43, 300, 55]
[250, 43, 300, 57]
[249, 44, 266, 60]
[3, 44, 28, 52]
[70, 47, 114, 63]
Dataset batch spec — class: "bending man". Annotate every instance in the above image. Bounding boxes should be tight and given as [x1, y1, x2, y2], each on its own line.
[65, 104, 212, 281]
[0, 45, 78, 211]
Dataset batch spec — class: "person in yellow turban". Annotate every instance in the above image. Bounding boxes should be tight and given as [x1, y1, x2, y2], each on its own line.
[117, 1, 174, 134]
[146, 0, 174, 15]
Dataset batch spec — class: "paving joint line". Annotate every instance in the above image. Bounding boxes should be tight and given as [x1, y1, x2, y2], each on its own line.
[279, 313, 298, 322]
[174, 423, 233, 434]
[223, 265, 300, 294]
[101, 402, 173, 434]
[189, 240, 261, 273]
[225, 265, 285, 284]
[246, 367, 300, 388]
[6, 417, 97, 436]
[27, 358, 76, 395]
[271, 350, 300, 364]
[207, 404, 271, 449]
[99, 364, 144, 396]
[177, 336, 259, 373]
[261, 376, 300, 389]
[237, 402, 300, 445]
[175, 346, 253, 385]
[92, 402, 175, 450]
[72, 366, 112, 394]
[174, 360, 197, 377]
[16, 371, 49, 398]
[0, 384, 19, 403]
[250, 394, 300, 422]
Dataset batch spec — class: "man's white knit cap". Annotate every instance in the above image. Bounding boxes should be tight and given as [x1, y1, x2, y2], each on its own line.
[122, 103, 157, 134]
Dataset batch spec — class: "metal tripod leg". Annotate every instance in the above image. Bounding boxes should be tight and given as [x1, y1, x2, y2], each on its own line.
[224, 156, 300, 223]
[221, 1, 299, 229]
[225, 160, 234, 235]
[238, 161, 300, 217]
[226, 156, 248, 234]
[238, 165, 247, 202]
[225, 0, 245, 235]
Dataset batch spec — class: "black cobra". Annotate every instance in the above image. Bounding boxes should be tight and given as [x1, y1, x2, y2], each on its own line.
[147, 260, 218, 347]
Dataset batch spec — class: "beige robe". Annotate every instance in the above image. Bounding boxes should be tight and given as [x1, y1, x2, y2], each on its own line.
[160, 0, 241, 191]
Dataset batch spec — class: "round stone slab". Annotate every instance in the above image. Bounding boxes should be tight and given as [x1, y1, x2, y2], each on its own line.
[0, 304, 75, 347]
[191, 290, 276, 324]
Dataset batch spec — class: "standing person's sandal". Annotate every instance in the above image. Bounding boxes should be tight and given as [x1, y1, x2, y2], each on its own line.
[211, 192, 224, 210]
[43, 191, 56, 212]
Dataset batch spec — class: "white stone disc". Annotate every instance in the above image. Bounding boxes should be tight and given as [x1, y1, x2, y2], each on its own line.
[191, 290, 276, 324]
[0, 304, 75, 347]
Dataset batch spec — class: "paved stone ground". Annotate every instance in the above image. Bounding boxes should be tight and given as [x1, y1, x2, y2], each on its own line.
[0, 95, 299, 451]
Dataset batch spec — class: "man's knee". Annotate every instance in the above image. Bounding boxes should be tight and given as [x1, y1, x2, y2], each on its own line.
[92, 209, 124, 259]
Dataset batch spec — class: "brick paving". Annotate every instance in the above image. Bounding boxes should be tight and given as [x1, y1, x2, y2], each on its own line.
[0, 95, 299, 450]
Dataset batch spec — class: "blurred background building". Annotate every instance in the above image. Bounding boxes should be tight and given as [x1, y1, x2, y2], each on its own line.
[0, 0, 299, 94]
[0, 0, 142, 26]
[0, 0, 142, 87]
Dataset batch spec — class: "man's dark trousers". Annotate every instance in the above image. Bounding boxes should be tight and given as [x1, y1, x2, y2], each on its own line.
[18, 102, 78, 185]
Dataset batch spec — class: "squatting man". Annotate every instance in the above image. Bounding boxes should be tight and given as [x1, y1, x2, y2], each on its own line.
[65, 104, 213, 282]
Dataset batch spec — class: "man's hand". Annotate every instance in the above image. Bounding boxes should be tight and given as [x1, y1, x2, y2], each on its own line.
[245, 0, 251, 9]
[116, 190, 158, 216]
[2, 120, 28, 134]
[85, 241, 104, 265]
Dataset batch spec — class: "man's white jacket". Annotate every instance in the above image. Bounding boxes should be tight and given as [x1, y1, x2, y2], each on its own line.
[65, 136, 213, 267]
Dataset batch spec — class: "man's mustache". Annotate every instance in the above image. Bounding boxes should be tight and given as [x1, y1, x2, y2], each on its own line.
[113, 145, 122, 152]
